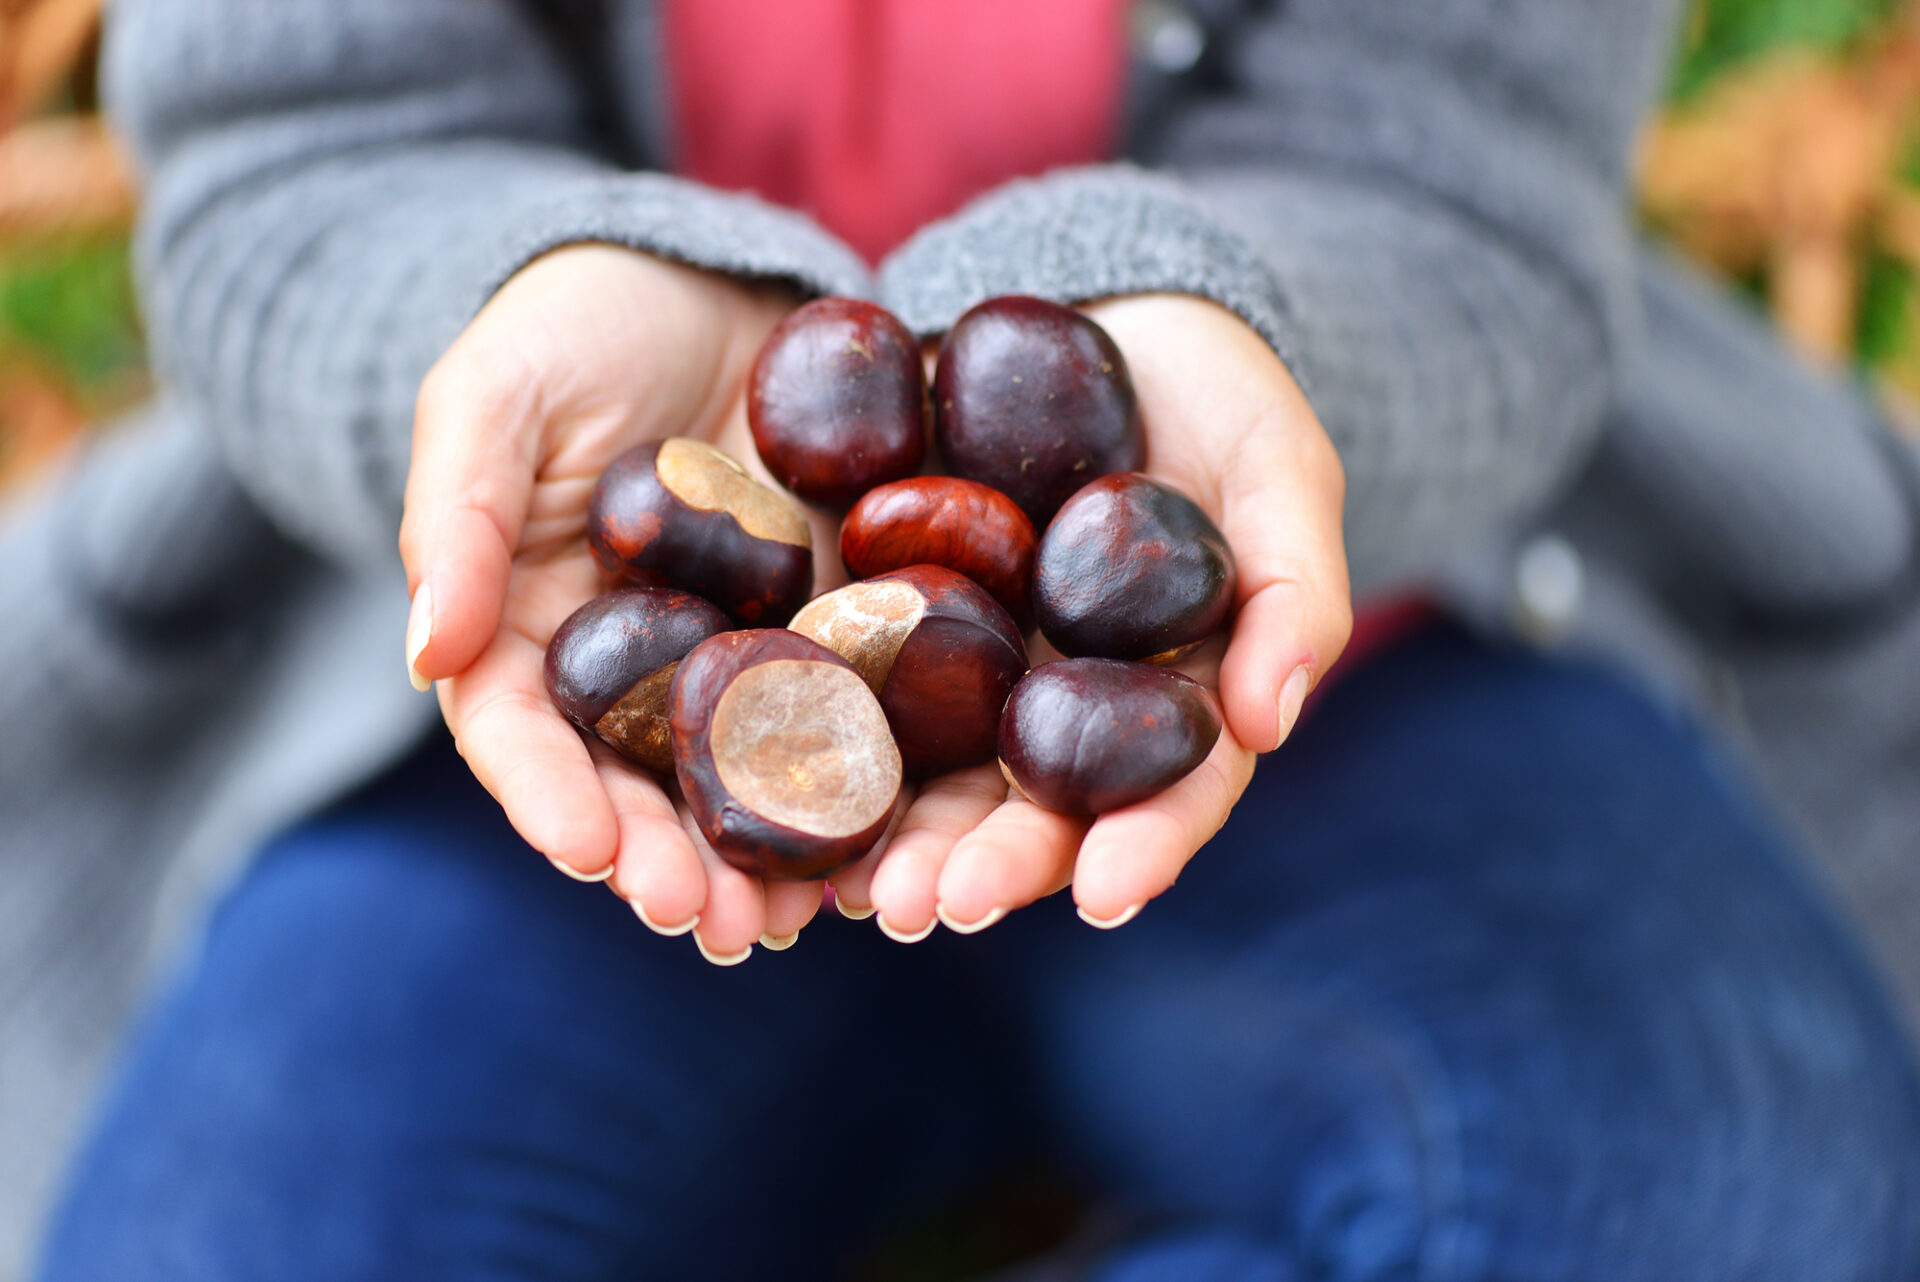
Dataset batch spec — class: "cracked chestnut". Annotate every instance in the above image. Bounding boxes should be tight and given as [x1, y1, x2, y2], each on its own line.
[838, 476, 1038, 629]
[747, 297, 927, 508]
[543, 586, 732, 772]
[670, 629, 903, 880]
[1033, 473, 1237, 664]
[998, 659, 1221, 816]
[789, 565, 1028, 778]
[933, 296, 1145, 526]
[588, 437, 813, 626]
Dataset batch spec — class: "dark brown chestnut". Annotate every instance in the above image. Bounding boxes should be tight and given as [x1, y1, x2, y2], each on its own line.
[999, 659, 1221, 816]
[789, 565, 1028, 778]
[748, 297, 927, 508]
[588, 437, 813, 626]
[543, 586, 732, 771]
[839, 476, 1038, 629]
[670, 629, 903, 880]
[1033, 473, 1237, 664]
[933, 295, 1145, 526]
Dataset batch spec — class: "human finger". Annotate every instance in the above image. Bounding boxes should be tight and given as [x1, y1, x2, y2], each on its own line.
[1069, 725, 1256, 926]
[865, 765, 1008, 942]
[1213, 409, 1351, 752]
[678, 809, 770, 966]
[400, 342, 545, 690]
[595, 742, 708, 935]
[436, 628, 619, 879]
[931, 796, 1090, 936]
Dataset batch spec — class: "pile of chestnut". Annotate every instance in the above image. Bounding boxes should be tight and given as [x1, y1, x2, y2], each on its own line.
[545, 296, 1237, 882]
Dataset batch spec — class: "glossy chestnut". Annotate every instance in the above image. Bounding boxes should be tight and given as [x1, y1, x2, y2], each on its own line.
[789, 565, 1028, 778]
[839, 476, 1037, 629]
[670, 629, 902, 880]
[747, 297, 927, 508]
[543, 586, 732, 772]
[588, 437, 813, 625]
[998, 659, 1221, 816]
[1033, 473, 1237, 663]
[933, 295, 1145, 526]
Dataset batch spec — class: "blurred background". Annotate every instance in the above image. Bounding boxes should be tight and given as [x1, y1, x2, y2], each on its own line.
[7, 0, 1920, 494]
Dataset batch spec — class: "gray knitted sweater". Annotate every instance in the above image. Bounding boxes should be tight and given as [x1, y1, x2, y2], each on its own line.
[3, 0, 1917, 1273]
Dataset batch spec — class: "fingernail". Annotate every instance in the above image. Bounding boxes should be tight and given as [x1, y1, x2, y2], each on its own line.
[876, 915, 937, 944]
[1077, 902, 1144, 930]
[1275, 664, 1312, 750]
[758, 930, 799, 951]
[935, 903, 1006, 936]
[694, 935, 752, 967]
[633, 901, 699, 937]
[405, 583, 434, 692]
[835, 898, 876, 921]
[548, 855, 614, 883]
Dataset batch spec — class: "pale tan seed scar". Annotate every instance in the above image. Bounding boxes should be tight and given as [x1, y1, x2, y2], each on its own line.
[709, 660, 900, 837]
[657, 437, 811, 547]
[787, 580, 924, 695]
[594, 663, 679, 772]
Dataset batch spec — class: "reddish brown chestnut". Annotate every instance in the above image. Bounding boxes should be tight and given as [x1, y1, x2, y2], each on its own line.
[670, 629, 903, 880]
[999, 659, 1221, 816]
[748, 297, 927, 508]
[790, 565, 1028, 778]
[933, 296, 1145, 526]
[1033, 473, 1237, 664]
[839, 477, 1038, 628]
[588, 437, 813, 626]
[543, 586, 732, 771]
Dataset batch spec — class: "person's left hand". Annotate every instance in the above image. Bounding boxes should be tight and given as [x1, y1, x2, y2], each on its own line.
[829, 294, 1352, 938]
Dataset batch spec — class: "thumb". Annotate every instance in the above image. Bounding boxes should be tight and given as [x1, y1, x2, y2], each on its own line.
[398, 348, 542, 689]
[1215, 406, 1352, 753]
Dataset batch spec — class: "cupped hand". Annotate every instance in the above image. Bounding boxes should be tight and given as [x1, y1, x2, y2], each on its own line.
[837, 294, 1352, 939]
[399, 244, 834, 963]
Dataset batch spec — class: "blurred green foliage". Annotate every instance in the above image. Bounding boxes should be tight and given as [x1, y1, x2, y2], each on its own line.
[0, 237, 144, 400]
[1670, 0, 1899, 100]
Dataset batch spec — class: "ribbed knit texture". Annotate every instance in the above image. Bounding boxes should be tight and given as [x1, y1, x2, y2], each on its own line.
[2, 1, 1917, 1276]
[107, 0, 871, 567]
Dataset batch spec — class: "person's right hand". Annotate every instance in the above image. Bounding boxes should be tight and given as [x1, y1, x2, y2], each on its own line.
[398, 244, 832, 964]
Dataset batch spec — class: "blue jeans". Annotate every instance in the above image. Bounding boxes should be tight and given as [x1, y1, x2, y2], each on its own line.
[35, 626, 1920, 1280]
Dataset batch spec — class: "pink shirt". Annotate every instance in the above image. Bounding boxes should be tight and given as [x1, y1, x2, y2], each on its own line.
[664, 0, 1429, 700]
[664, 0, 1132, 264]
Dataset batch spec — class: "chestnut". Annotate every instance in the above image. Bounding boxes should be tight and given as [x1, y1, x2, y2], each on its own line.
[839, 476, 1038, 629]
[789, 565, 1028, 778]
[932, 295, 1145, 526]
[543, 586, 732, 772]
[588, 437, 813, 625]
[1033, 473, 1237, 664]
[747, 297, 927, 508]
[670, 629, 903, 880]
[998, 659, 1221, 816]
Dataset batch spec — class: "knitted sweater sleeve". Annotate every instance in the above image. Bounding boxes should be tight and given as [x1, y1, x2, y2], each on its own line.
[103, 0, 870, 566]
[880, 0, 1683, 593]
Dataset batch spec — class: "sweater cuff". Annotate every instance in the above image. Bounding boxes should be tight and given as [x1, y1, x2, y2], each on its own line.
[473, 171, 873, 317]
[877, 164, 1297, 372]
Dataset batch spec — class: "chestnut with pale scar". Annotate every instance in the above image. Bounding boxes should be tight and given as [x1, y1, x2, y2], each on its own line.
[588, 437, 813, 625]
[791, 565, 1028, 778]
[671, 629, 902, 880]
[999, 658, 1221, 816]
[544, 586, 732, 771]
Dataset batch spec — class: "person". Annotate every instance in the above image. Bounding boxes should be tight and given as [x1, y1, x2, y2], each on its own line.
[5, 0, 1919, 1277]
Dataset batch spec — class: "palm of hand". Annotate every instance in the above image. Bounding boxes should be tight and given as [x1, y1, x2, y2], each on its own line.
[405, 255, 1349, 962]
[838, 294, 1350, 938]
